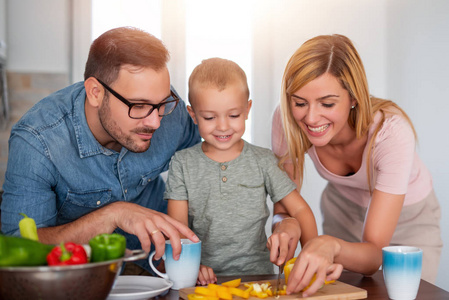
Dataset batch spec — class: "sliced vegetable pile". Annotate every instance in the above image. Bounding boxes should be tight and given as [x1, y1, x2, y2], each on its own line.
[187, 278, 286, 300]
[0, 213, 127, 267]
[188, 258, 338, 300]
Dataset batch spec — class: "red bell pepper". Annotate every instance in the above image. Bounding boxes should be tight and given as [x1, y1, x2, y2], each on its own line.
[47, 242, 88, 266]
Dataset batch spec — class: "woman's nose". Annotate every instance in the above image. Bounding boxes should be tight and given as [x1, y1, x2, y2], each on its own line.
[304, 105, 320, 124]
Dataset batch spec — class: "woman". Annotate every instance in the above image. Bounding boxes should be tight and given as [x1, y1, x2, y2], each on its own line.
[271, 34, 442, 296]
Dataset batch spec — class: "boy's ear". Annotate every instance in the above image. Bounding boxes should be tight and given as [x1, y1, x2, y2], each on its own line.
[84, 77, 104, 108]
[245, 99, 253, 119]
[187, 105, 198, 124]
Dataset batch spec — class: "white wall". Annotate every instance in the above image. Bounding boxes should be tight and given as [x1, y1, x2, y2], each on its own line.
[4, 0, 449, 291]
[0, 0, 6, 58]
[384, 0, 449, 290]
[6, 0, 70, 73]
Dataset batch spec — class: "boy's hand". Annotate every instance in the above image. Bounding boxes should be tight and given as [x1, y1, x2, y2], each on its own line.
[197, 264, 217, 286]
[267, 217, 301, 265]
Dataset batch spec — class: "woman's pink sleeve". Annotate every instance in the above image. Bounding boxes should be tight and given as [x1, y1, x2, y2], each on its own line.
[372, 115, 416, 194]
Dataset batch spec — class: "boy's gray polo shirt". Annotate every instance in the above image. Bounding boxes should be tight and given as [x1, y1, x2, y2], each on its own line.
[164, 141, 296, 276]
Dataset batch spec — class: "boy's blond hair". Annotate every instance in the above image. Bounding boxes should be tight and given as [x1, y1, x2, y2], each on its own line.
[188, 58, 250, 105]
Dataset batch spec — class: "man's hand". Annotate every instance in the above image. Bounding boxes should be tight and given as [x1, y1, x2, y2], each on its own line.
[111, 202, 199, 260]
[267, 217, 301, 266]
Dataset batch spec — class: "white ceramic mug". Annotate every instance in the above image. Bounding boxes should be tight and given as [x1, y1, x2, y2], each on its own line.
[382, 246, 422, 300]
[148, 239, 201, 290]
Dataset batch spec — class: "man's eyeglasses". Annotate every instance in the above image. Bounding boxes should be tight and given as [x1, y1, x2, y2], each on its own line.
[96, 78, 179, 119]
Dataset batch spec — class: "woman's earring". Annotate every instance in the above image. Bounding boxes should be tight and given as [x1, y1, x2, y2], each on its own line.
[351, 105, 355, 109]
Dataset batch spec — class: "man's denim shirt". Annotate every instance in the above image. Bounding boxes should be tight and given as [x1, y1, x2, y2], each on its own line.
[1, 82, 200, 249]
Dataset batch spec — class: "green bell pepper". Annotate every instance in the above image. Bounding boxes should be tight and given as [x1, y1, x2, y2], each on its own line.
[88, 233, 126, 262]
[0, 234, 54, 267]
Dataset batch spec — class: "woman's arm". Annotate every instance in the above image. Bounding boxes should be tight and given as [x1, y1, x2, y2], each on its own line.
[287, 189, 404, 296]
[276, 159, 405, 295]
[338, 189, 404, 272]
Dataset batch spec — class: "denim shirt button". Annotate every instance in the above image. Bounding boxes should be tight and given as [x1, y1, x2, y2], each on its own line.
[96, 200, 101, 205]
[124, 189, 128, 194]
[147, 178, 151, 182]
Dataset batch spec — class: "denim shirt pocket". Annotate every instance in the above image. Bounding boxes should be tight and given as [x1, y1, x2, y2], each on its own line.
[138, 169, 165, 187]
[58, 189, 112, 222]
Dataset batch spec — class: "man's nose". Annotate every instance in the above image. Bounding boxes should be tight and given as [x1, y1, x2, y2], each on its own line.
[141, 109, 161, 129]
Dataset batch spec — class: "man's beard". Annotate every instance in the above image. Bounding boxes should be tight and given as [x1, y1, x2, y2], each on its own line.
[98, 96, 154, 153]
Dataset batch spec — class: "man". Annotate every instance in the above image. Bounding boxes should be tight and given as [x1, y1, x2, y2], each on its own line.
[0, 27, 201, 272]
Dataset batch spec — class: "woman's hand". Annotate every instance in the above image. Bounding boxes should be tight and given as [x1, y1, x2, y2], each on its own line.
[197, 264, 217, 286]
[286, 235, 343, 297]
[267, 217, 301, 265]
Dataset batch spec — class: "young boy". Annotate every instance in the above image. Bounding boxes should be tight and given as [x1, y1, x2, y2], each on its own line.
[165, 58, 317, 284]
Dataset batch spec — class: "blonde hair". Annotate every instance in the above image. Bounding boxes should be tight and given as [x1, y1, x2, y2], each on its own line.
[280, 34, 416, 192]
[188, 58, 250, 105]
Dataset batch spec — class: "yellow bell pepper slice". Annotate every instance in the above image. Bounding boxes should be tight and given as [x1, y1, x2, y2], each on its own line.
[283, 257, 297, 284]
[188, 294, 219, 300]
[217, 286, 232, 300]
[207, 284, 220, 291]
[229, 287, 249, 299]
[222, 278, 241, 288]
[194, 287, 218, 297]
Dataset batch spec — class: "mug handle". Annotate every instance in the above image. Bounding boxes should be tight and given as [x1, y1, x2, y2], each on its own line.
[148, 251, 169, 279]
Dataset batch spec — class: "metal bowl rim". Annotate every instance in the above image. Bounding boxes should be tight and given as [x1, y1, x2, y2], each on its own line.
[0, 249, 147, 272]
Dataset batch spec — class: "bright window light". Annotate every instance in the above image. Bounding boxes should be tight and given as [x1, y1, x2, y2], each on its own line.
[186, 0, 253, 142]
[91, 0, 253, 142]
[91, 0, 162, 40]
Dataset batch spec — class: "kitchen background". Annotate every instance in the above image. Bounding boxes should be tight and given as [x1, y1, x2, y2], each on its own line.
[0, 0, 448, 291]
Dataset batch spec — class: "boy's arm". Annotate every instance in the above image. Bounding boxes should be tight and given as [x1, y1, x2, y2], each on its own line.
[269, 190, 318, 265]
[167, 200, 189, 235]
[279, 189, 318, 246]
[167, 199, 217, 285]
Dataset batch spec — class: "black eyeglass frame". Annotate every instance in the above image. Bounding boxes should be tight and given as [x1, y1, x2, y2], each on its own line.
[96, 78, 179, 119]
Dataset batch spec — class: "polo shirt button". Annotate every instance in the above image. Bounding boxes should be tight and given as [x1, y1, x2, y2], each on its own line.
[221, 165, 227, 171]
[96, 201, 101, 205]
[222, 176, 227, 182]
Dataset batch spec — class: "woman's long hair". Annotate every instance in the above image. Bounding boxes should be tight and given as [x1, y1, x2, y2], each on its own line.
[279, 34, 416, 193]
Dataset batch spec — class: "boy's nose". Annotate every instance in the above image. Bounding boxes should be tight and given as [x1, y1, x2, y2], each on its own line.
[141, 109, 161, 129]
[216, 117, 229, 130]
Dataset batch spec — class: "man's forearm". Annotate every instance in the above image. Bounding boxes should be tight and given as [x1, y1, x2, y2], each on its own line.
[37, 202, 118, 244]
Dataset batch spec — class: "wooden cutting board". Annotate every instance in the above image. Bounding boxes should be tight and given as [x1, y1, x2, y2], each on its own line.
[179, 279, 367, 300]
